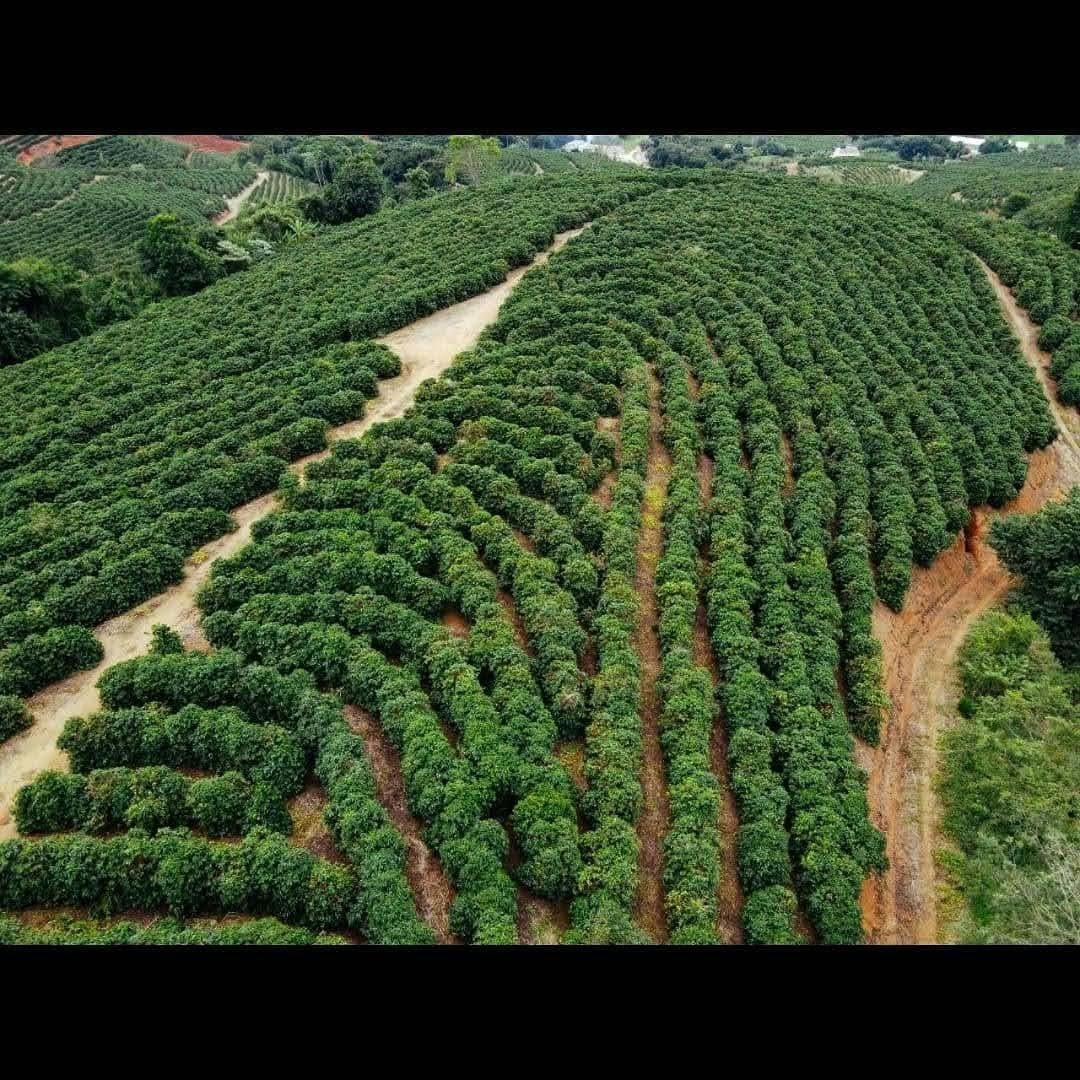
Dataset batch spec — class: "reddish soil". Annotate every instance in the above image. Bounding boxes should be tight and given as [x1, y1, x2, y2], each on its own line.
[860, 263, 1080, 945]
[688, 366, 742, 940]
[441, 608, 470, 638]
[698, 452, 715, 508]
[344, 705, 458, 943]
[17, 135, 103, 164]
[162, 134, 250, 154]
[16, 906, 160, 929]
[979, 258, 1080, 461]
[593, 471, 617, 510]
[511, 527, 537, 554]
[632, 363, 671, 943]
[579, 638, 598, 677]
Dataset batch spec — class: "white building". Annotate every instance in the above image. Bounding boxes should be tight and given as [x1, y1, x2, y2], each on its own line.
[831, 144, 861, 158]
[949, 135, 985, 155]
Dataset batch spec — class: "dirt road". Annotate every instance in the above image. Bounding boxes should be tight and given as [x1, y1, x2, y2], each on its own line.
[980, 258, 1080, 461]
[214, 171, 269, 224]
[0, 227, 587, 838]
[860, 259, 1080, 944]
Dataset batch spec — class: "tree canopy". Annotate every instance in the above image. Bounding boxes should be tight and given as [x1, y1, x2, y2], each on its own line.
[137, 213, 223, 297]
[0, 257, 88, 364]
[980, 136, 1017, 155]
[298, 154, 384, 224]
[445, 135, 501, 185]
[990, 488, 1080, 661]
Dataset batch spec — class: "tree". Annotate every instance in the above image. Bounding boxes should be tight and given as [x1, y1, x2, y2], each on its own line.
[326, 154, 384, 220]
[1001, 192, 1032, 218]
[445, 135, 501, 185]
[989, 489, 1080, 661]
[1064, 134, 1079, 146]
[84, 266, 156, 330]
[0, 257, 88, 364]
[1064, 187, 1080, 249]
[980, 136, 1016, 155]
[986, 833, 1080, 944]
[896, 135, 962, 162]
[406, 165, 433, 200]
[137, 214, 223, 296]
[298, 154, 384, 224]
[66, 245, 97, 273]
[227, 202, 308, 245]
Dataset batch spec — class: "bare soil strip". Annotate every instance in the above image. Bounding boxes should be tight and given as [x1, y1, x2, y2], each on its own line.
[593, 415, 620, 510]
[345, 705, 458, 943]
[632, 363, 672, 943]
[287, 783, 348, 864]
[440, 609, 470, 638]
[979, 258, 1080, 460]
[214, 170, 269, 224]
[0, 228, 586, 839]
[780, 432, 795, 497]
[686, 369, 743, 941]
[861, 262, 1080, 944]
[696, 487, 744, 942]
[496, 590, 533, 656]
[517, 889, 569, 944]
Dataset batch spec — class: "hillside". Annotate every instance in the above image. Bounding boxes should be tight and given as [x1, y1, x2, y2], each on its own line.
[0, 171, 658, 702]
[0, 136, 257, 270]
[2, 129, 1079, 945]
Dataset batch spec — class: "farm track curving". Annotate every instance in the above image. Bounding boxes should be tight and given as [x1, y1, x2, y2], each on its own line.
[0, 227, 587, 838]
[861, 260, 1080, 944]
[214, 170, 269, 224]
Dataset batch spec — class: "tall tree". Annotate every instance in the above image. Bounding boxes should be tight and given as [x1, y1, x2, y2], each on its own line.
[326, 154, 384, 219]
[1064, 187, 1080, 249]
[990, 489, 1080, 660]
[980, 135, 1016, 154]
[405, 165, 433, 200]
[445, 135, 501, 185]
[138, 214, 223, 297]
[298, 154, 384, 224]
[0, 257, 88, 364]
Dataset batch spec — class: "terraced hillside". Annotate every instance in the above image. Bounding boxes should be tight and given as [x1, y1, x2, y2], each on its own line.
[0, 136, 258, 269]
[0, 171, 1067, 944]
[0, 173, 658, 703]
